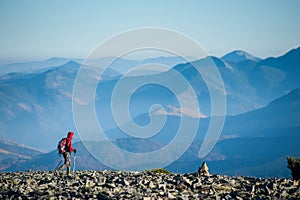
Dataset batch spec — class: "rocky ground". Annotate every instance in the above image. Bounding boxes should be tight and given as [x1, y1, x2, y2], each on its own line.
[0, 170, 299, 199]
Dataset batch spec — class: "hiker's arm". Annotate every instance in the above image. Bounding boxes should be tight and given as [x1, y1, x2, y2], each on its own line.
[69, 144, 76, 152]
[67, 139, 76, 152]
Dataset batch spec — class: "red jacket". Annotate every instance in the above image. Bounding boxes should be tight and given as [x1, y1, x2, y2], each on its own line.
[65, 132, 75, 152]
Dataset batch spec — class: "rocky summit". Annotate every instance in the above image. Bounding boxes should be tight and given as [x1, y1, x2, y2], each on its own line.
[0, 170, 299, 199]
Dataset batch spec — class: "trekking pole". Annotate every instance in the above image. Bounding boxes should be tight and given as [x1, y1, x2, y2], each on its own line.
[55, 155, 63, 170]
[73, 153, 76, 174]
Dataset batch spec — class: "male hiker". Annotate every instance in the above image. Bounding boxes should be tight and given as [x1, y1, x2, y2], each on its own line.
[56, 131, 77, 175]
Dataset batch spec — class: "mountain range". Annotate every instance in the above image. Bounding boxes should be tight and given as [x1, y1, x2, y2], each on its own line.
[3, 88, 300, 177]
[0, 47, 299, 177]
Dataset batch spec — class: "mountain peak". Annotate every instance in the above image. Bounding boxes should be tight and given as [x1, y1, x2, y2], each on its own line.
[64, 60, 80, 65]
[222, 50, 261, 63]
[45, 57, 70, 62]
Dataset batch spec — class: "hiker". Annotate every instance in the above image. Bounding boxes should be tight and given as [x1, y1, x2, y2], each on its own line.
[56, 131, 77, 175]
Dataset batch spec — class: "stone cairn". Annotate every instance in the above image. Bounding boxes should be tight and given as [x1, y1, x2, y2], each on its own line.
[0, 169, 300, 199]
[197, 161, 210, 177]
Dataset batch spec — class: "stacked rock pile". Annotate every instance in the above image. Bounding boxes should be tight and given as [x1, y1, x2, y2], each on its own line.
[0, 170, 299, 199]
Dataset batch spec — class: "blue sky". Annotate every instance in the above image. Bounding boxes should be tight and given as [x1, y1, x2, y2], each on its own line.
[0, 0, 299, 63]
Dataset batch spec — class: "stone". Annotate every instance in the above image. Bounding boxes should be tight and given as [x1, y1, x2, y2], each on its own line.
[158, 183, 167, 192]
[123, 178, 130, 186]
[0, 170, 299, 199]
[236, 195, 243, 200]
[182, 177, 193, 187]
[168, 192, 176, 199]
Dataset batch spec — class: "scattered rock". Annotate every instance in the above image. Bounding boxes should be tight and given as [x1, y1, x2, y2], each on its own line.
[0, 170, 299, 199]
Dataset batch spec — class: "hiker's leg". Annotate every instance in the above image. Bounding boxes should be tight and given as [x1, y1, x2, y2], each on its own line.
[65, 152, 71, 174]
[56, 165, 63, 171]
[56, 153, 68, 171]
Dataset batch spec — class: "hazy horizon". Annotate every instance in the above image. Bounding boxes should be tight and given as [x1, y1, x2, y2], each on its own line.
[0, 45, 299, 66]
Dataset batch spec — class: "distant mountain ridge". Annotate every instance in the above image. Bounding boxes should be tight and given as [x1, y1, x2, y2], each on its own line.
[0, 56, 187, 76]
[4, 88, 300, 178]
[1, 47, 300, 149]
[222, 50, 261, 62]
[258, 47, 300, 72]
[0, 46, 300, 177]
[0, 57, 72, 75]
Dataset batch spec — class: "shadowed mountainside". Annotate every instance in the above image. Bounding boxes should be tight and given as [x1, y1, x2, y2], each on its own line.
[0, 138, 43, 171]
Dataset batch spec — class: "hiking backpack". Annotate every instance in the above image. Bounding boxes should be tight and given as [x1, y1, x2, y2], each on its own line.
[57, 138, 67, 154]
